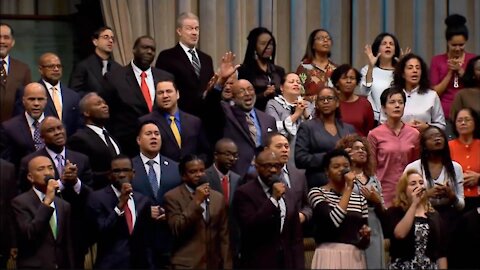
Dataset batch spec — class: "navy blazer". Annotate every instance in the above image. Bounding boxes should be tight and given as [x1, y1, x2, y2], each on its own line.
[86, 186, 154, 269]
[155, 43, 214, 117]
[0, 114, 37, 170]
[69, 53, 121, 97]
[103, 64, 174, 157]
[12, 189, 74, 269]
[232, 178, 304, 269]
[139, 109, 210, 162]
[13, 81, 81, 136]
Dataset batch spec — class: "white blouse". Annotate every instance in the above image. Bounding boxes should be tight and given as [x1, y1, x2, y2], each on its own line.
[359, 65, 394, 122]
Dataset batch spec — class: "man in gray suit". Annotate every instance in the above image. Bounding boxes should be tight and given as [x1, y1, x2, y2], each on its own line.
[265, 132, 312, 225]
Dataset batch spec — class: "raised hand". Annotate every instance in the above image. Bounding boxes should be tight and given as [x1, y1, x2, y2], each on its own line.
[218, 51, 241, 83]
[364, 44, 381, 67]
[62, 159, 78, 184]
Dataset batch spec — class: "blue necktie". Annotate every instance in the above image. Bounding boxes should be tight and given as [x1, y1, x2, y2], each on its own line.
[147, 160, 158, 198]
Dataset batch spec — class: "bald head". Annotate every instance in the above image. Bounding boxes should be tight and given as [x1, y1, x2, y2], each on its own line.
[232, 79, 256, 111]
[40, 116, 66, 150]
[255, 149, 277, 164]
[38, 52, 62, 85]
[255, 149, 283, 185]
[22, 82, 47, 119]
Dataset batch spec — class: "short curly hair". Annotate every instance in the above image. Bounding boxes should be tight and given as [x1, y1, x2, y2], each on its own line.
[335, 134, 375, 177]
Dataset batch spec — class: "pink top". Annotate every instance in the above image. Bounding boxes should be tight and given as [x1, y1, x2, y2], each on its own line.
[429, 52, 476, 119]
[340, 97, 375, 136]
[367, 123, 420, 208]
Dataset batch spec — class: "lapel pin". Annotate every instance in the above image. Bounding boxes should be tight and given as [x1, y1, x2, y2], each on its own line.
[163, 160, 169, 166]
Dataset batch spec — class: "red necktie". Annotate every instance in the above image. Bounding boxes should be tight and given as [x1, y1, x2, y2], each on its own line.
[140, 72, 153, 112]
[124, 204, 133, 234]
[221, 175, 229, 205]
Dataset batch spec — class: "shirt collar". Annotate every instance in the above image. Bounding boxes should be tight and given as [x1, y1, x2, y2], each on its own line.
[86, 124, 106, 136]
[185, 183, 195, 194]
[179, 42, 196, 54]
[45, 146, 66, 160]
[162, 110, 180, 120]
[139, 152, 160, 165]
[1, 55, 9, 65]
[213, 163, 229, 180]
[111, 184, 121, 198]
[43, 80, 61, 91]
[257, 177, 270, 194]
[131, 60, 152, 77]
[403, 86, 419, 96]
[33, 186, 46, 201]
[25, 112, 45, 126]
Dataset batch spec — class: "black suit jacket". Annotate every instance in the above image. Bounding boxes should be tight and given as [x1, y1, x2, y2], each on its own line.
[0, 114, 37, 171]
[67, 126, 120, 190]
[139, 109, 210, 162]
[0, 57, 32, 122]
[86, 186, 154, 269]
[155, 44, 214, 117]
[12, 189, 74, 269]
[232, 178, 304, 269]
[103, 64, 173, 157]
[286, 161, 312, 222]
[0, 159, 16, 263]
[13, 81, 81, 136]
[69, 53, 121, 97]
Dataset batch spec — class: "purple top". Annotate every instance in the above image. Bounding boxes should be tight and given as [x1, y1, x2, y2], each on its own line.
[367, 123, 420, 208]
[429, 52, 476, 119]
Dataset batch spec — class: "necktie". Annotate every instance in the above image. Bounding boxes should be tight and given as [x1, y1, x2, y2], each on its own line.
[32, 120, 45, 150]
[140, 72, 153, 112]
[51, 87, 62, 120]
[103, 129, 117, 155]
[49, 210, 57, 239]
[0, 60, 6, 86]
[188, 49, 201, 77]
[221, 175, 229, 205]
[169, 116, 181, 147]
[124, 203, 134, 234]
[245, 113, 258, 146]
[281, 167, 291, 188]
[55, 154, 64, 177]
[101, 60, 108, 76]
[147, 160, 158, 198]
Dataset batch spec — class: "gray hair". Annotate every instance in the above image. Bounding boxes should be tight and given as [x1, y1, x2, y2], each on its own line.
[176, 12, 199, 28]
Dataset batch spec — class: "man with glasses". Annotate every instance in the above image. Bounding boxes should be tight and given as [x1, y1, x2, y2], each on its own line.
[232, 149, 304, 269]
[69, 26, 121, 97]
[13, 53, 81, 136]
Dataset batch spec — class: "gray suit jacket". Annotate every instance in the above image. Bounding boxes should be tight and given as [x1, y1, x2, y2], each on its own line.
[204, 165, 241, 205]
[286, 161, 312, 221]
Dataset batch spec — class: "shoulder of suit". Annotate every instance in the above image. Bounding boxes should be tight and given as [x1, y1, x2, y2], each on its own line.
[179, 110, 201, 122]
[66, 149, 89, 162]
[160, 155, 178, 167]
[9, 57, 30, 70]
[2, 114, 26, 129]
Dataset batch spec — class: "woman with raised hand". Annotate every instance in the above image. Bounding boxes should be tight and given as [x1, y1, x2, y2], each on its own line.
[386, 53, 446, 132]
[336, 134, 386, 269]
[296, 29, 336, 102]
[308, 149, 370, 269]
[360, 33, 409, 123]
[237, 27, 286, 111]
[386, 169, 447, 269]
[430, 14, 476, 120]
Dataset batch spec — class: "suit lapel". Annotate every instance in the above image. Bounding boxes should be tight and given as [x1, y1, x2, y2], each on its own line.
[89, 55, 105, 85]
[20, 115, 35, 148]
[255, 109, 271, 145]
[206, 167, 222, 193]
[134, 157, 155, 198]
[229, 173, 240, 204]
[38, 80, 59, 118]
[175, 44, 198, 79]
[226, 104, 255, 146]
[125, 65, 149, 112]
[155, 110, 180, 149]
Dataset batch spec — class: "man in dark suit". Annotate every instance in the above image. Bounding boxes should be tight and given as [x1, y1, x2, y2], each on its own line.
[0, 23, 32, 122]
[69, 26, 121, 97]
[155, 12, 214, 117]
[131, 120, 181, 268]
[68, 92, 120, 190]
[0, 82, 47, 170]
[0, 159, 16, 268]
[17, 116, 93, 268]
[139, 79, 210, 162]
[11, 156, 74, 269]
[13, 53, 81, 136]
[86, 154, 154, 269]
[103, 35, 173, 157]
[265, 132, 312, 226]
[232, 150, 304, 269]
[164, 154, 232, 269]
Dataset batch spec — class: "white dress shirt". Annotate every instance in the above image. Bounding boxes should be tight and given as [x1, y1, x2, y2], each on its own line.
[131, 60, 155, 105]
[86, 124, 120, 154]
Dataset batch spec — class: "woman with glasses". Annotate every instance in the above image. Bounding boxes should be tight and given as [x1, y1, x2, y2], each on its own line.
[367, 87, 420, 208]
[450, 56, 480, 119]
[385, 53, 446, 133]
[336, 134, 386, 269]
[449, 108, 480, 211]
[237, 27, 286, 111]
[308, 149, 370, 269]
[295, 87, 356, 188]
[296, 29, 336, 102]
[331, 64, 374, 136]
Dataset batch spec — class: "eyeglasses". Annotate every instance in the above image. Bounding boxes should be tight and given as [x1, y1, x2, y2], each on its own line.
[317, 96, 337, 103]
[216, 151, 239, 159]
[237, 88, 255, 96]
[99, 34, 115, 41]
[456, 118, 473, 124]
[111, 168, 133, 174]
[257, 162, 284, 170]
[424, 133, 443, 140]
[41, 64, 63, 70]
[314, 36, 331, 42]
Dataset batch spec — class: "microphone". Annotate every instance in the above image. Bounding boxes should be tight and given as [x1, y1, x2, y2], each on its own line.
[268, 174, 282, 188]
[197, 176, 210, 204]
[341, 168, 350, 177]
[44, 175, 61, 196]
[117, 178, 133, 198]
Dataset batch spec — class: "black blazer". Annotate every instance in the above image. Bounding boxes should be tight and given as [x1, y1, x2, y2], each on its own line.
[86, 186, 154, 269]
[0, 114, 37, 170]
[13, 80, 82, 136]
[69, 53, 121, 97]
[103, 64, 173, 157]
[12, 189, 74, 269]
[67, 126, 120, 190]
[0, 159, 16, 261]
[139, 109, 210, 162]
[155, 44, 214, 117]
[286, 161, 312, 222]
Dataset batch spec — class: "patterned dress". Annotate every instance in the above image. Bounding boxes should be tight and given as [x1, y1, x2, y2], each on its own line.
[389, 217, 438, 269]
[296, 60, 336, 101]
